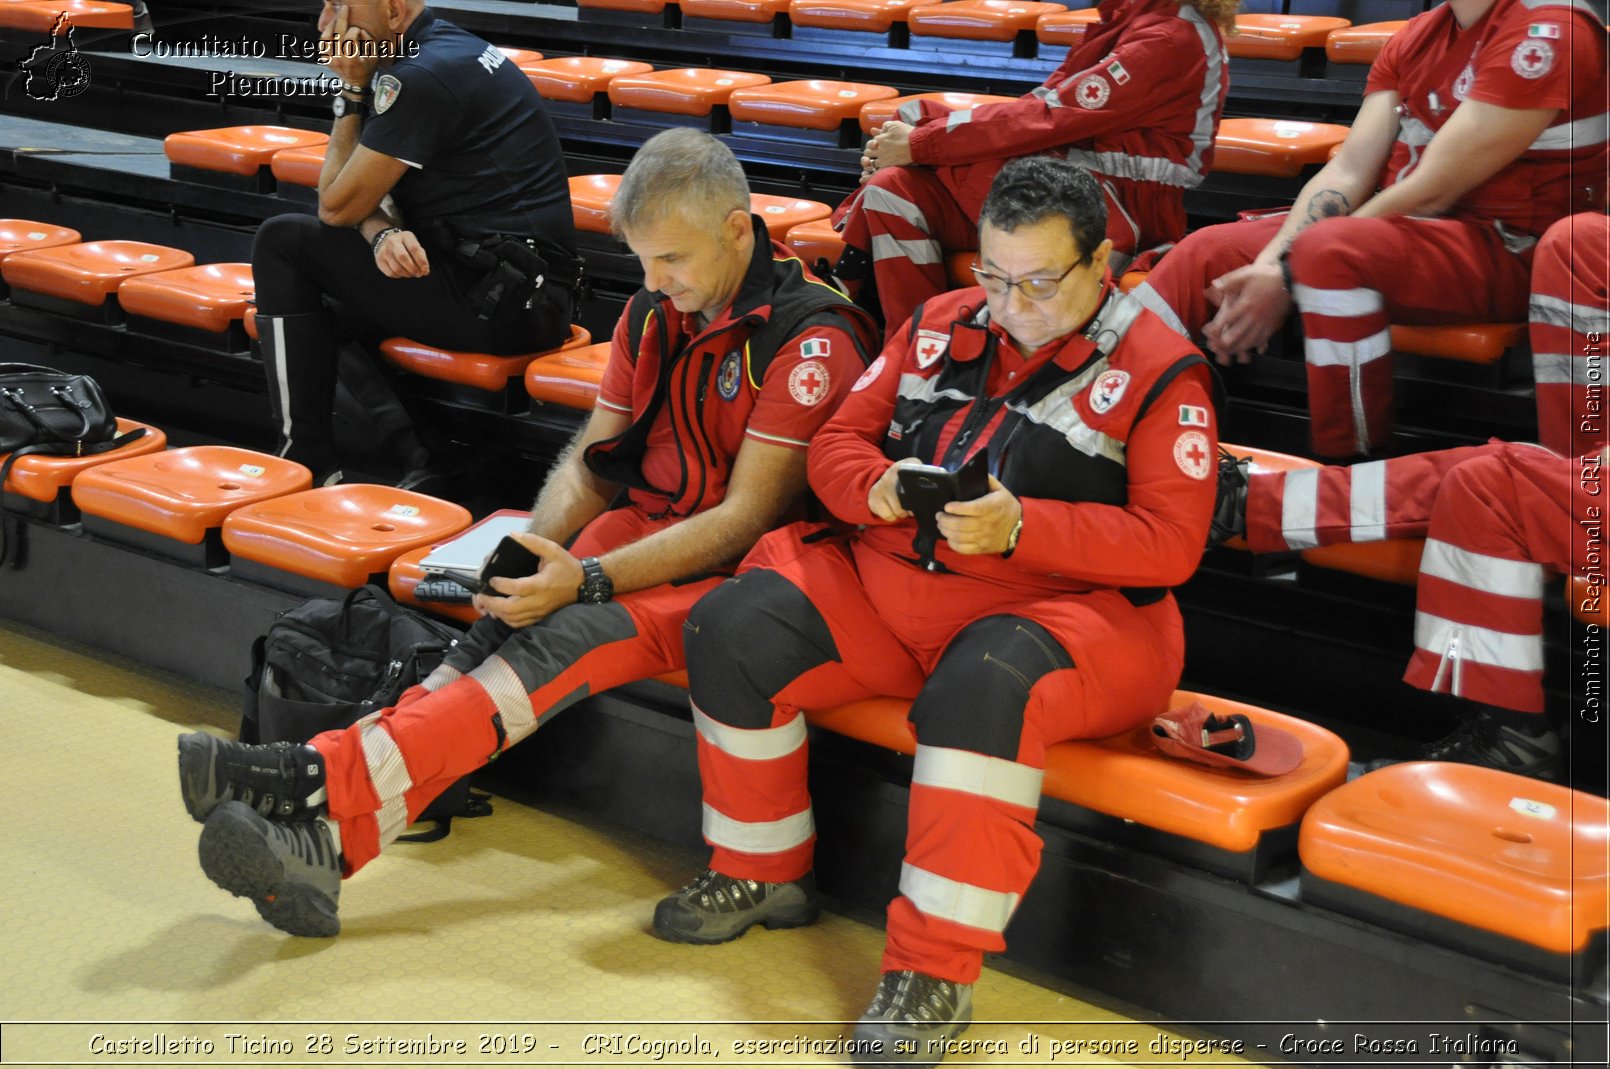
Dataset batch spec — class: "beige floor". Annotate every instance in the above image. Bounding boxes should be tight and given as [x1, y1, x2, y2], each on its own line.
[0, 618, 1257, 1068]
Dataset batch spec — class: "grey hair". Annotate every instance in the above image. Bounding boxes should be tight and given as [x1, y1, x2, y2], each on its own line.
[609, 128, 751, 237]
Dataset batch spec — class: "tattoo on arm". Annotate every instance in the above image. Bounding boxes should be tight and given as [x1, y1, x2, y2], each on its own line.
[1305, 189, 1352, 224]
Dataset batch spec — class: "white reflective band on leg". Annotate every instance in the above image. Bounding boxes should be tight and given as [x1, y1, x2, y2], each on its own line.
[871, 234, 943, 266]
[468, 655, 537, 745]
[912, 746, 1043, 810]
[1291, 284, 1384, 318]
[1533, 353, 1599, 385]
[422, 664, 462, 692]
[861, 185, 931, 231]
[1129, 281, 1192, 340]
[1414, 613, 1544, 673]
[1530, 292, 1610, 336]
[1348, 461, 1387, 542]
[270, 317, 293, 443]
[692, 702, 807, 761]
[359, 719, 414, 849]
[1280, 468, 1320, 550]
[702, 802, 815, 855]
[1420, 539, 1546, 600]
[1304, 329, 1393, 368]
[899, 862, 1019, 934]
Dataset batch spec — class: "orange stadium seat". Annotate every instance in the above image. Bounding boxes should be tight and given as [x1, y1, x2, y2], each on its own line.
[859, 90, 1015, 135]
[1, 418, 167, 519]
[2, 240, 194, 322]
[807, 689, 1349, 881]
[380, 324, 593, 411]
[1324, 20, 1407, 65]
[910, 0, 1065, 43]
[1212, 118, 1351, 179]
[1391, 322, 1525, 365]
[752, 194, 832, 239]
[389, 544, 482, 626]
[1035, 7, 1099, 45]
[222, 484, 471, 594]
[494, 46, 545, 71]
[679, 0, 790, 22]
[784, 218, 846, 273]
[243, 305, 258, 340]
[0, 1, 133, 31]
[117, 262, 255, 344]
[1228, 14, 1351, 62]
[577, 0, 671, 9]
[790, 0, 942, 33]
[520, 56, 653, 106]
[163, 126, 329, 181]
[607, 68, 773, 119]
[729, 79, 900, 134]
[268, 143, 327, 188]
[526, 341, 612, 411]
[0, 219, 79, 297]
[945, 249, 979, 288]
[569, 174, 620, 235]
[1301, 762, 1609, 977]
[1116, 269, 1147, 293]
[72, 446, 310, 567]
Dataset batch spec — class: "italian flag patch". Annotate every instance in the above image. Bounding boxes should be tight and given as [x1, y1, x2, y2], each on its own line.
[1528, 22, 1560, 37]
[799, 338, 832, 360]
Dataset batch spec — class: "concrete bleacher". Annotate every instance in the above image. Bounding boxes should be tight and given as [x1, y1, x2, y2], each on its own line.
[0, 1, 1600, 1060]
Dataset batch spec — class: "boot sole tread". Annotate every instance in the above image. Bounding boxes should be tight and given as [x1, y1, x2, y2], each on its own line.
[198, 806, 339, 938]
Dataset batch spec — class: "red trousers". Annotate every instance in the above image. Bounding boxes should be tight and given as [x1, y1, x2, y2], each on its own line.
[838, 164, 1146, 340]
[1133, 214, 1532, 457]
[1532, 212, 1610, 458]
[689, 523, 1182, 984]
[1245, 442, 1586, 713]
[311, 507, 722, 874]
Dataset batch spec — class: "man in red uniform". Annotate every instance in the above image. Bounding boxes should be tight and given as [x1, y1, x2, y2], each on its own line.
[1134, 0, 1607, 458]
[1532, 211, 1610, 458]
[1220, 440, 1589, 780]
[173, 130, 876, 938]
[836, 0, 1232, 337]
[656, 158, 1218, 1064]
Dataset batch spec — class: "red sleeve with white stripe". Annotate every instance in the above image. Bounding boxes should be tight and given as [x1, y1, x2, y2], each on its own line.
[596, 307, 640, 415]
[744, 324, 866, 451]
[1008, 368, 1218, 588]
[806, 333, 910, 526]
[907, 21, 1209, 166]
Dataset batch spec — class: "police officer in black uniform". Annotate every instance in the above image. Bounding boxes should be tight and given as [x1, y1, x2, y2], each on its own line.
[253, 0, 577, 484]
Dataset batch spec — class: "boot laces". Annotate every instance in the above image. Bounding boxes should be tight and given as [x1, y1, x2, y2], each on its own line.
[684, 869, 766, 913]
[869, 971, 960, 1024]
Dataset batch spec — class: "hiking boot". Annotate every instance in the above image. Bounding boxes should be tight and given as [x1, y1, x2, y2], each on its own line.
[852, 970, 974, 1066]
[198, 801, 342, 937]
[1421, 713, 1562, 782]
[178, 733, 327, 823]
[652, 869, 819, 944]
[1206, 449, 1249, 549]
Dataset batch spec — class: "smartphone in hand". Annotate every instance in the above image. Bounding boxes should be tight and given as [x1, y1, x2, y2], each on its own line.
[476, 534, 543, 593]
[895, 450, 990, 516]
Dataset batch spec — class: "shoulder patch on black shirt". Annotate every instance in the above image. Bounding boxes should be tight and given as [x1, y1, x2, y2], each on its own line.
[374, 74, 402, 114]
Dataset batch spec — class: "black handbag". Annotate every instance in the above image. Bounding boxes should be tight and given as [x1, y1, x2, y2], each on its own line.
[0, 362, 145, 565]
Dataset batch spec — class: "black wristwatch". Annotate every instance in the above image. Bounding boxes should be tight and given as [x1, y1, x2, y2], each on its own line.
[332, 92, 369, 120]
[577, 556, 614, 604]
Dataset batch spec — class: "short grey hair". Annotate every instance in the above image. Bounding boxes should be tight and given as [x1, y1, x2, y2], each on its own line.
[609, 128, 750, 237]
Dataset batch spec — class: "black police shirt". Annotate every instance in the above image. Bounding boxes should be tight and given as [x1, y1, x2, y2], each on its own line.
[360, 8, 576, 256]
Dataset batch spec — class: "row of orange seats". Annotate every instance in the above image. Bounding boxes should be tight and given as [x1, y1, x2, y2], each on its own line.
[0, 0, 134, 32]
[6, 411, 1595, 981]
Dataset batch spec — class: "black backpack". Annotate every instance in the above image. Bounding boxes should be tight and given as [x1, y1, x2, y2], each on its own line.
[240, 585, 492, 841]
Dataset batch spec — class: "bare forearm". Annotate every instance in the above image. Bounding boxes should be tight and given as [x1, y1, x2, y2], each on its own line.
[317, 115, 362, 197]
[1255, 166, 1373, 266]
[595, 500, 776, 595]
[527, 443, 615, 545]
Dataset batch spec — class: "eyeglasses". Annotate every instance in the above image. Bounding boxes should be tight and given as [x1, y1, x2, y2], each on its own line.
[971, 261, 1079, 302]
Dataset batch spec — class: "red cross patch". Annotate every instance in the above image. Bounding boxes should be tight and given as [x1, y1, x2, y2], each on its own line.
[788, 360, 831, 406]
[915, 329, 949, 369]
[852, 354, 886, 393]
[1174, 431, 1212, 480]
[1511, 39, 1554, 79]
[1075, 74, 1110, 110]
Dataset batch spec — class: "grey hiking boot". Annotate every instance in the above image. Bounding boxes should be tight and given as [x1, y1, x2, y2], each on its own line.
[852, 970, 974, 1066]
[1422, 714, 1562, 782]
[178, 733, 327, 823]
[652, 868, 819, 944]
[197, 801, 342, 937]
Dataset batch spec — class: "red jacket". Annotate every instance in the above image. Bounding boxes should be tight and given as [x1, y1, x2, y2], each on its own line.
[809, 284, 1218, 601]
[905, 0, 1228, 253]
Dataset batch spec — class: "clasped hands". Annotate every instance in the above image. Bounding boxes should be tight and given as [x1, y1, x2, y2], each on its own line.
[1200, 260, 1292, 366]
[867, 459, 1023, 557]
[859, 121, 914, 185]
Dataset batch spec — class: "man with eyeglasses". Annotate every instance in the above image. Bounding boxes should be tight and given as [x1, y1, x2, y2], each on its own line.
[654, 158, 1218, 1065]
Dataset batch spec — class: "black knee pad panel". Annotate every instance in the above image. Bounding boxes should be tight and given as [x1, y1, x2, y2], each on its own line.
[908, 615, 1075, 760]
[685, 569, 840, 729]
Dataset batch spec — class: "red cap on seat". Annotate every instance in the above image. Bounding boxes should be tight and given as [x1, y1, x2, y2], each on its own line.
[1150, 701, 1304, 776]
